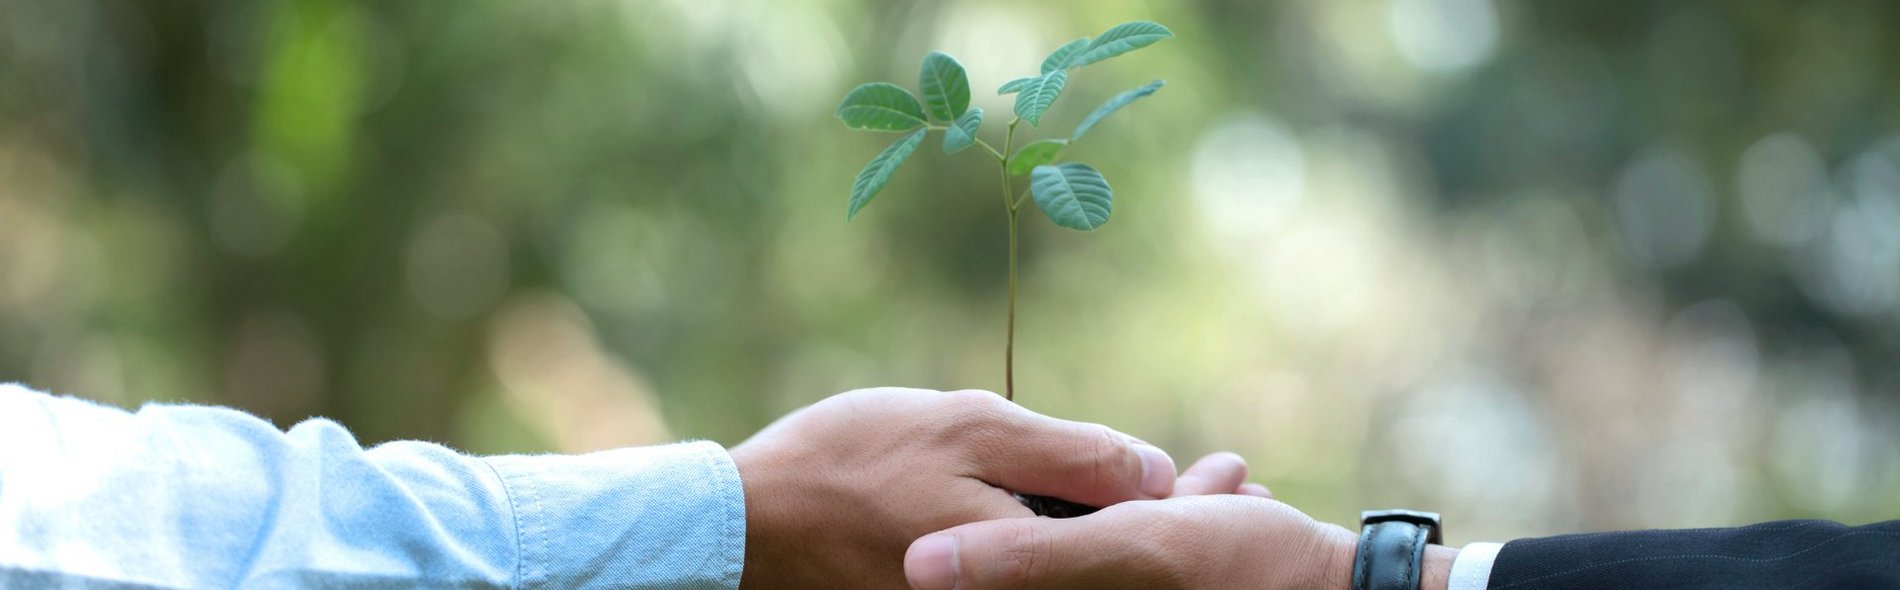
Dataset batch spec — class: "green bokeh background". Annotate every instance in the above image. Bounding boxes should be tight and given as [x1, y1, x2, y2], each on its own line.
[3, 0, 1897, 542]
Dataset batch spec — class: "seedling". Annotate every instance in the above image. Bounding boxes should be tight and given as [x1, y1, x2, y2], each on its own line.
[837, 21, 1173, 401]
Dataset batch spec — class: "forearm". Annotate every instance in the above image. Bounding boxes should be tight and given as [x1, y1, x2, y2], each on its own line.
[0, 384, 745, 589]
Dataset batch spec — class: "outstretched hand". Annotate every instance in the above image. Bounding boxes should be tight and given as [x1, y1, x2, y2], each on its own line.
[904, 452, 1388, 590]
[729, 388, 1176, 589]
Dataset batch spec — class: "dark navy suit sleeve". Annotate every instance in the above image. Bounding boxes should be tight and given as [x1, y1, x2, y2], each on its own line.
[1487, 519, 1900, 589]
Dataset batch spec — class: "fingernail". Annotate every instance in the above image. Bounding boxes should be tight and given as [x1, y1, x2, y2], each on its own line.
[906, 533, 959, 590]
[1135, 443, 1175, 498]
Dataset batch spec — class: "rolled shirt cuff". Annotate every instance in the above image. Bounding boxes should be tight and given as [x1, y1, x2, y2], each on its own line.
[483, 440, 746, 590]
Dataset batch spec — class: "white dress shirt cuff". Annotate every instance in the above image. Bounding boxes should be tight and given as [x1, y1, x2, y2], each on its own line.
[1447, 541, 1503, 590]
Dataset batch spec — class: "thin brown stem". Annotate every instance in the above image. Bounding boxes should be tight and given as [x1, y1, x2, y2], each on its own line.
[1001, 119, 1019, 401]
[1006, 208, 1018, 401]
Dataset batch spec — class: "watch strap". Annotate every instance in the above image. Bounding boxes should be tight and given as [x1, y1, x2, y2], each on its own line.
[1352, 511, 1440, 590]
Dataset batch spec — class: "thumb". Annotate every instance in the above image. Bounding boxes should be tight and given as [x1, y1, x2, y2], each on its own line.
[904, 511, 1170, 590]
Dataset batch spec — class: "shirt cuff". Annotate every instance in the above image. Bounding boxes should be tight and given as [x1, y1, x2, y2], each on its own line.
[1447, 541, 1503, 590]
[484, 440, 746, 590]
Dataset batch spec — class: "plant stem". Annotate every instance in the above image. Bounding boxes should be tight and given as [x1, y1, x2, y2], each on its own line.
[976, 139, 1007, 162]
[1001, 118, 1019, 401]
[1006, 208, 1018, 401]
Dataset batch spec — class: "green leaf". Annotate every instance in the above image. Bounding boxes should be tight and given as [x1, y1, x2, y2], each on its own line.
[1012, 70, 1068, 127]
[942, 107, 983, 154]
[1007, 139, 1067, 175]
[919, 51, 971, 121]
[997, 76, 1038, 95]
[836, 83, 928, 131]
[1030, 162, 1113, 231]
[1071, 21, 1174, 68]
[1071, 80, 1164, 140]
[848, 129, 928, 220]
[1041, 37, 1091, 73]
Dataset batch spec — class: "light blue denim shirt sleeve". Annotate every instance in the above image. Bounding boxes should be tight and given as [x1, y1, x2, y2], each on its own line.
[0, 383, 746, 589]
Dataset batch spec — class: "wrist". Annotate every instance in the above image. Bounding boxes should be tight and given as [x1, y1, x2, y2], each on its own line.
[1420, 545, 1458, 590]
[1330, 535, 1457, 590]
[730, 446, 792, 588]
[1322, 525, 1359, 590]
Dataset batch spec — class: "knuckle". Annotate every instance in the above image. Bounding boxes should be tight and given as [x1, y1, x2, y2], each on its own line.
[944, 389, 1005, 413]
[1081, 425, 1131, 487]
[945, 388, 1000, 399]
[1086, 503, 1199, 586]
[995, 521, 1053, 585]
[938, 390, 1008, 432]
[1142, 505, 1205, 584]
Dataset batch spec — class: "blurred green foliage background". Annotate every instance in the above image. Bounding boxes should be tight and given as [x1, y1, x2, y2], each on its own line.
[2, 0, 1897, 542]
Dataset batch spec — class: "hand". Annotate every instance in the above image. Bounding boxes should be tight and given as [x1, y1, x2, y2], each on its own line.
[903, 453, 1457, 590]
[729, 387, 1177, 589]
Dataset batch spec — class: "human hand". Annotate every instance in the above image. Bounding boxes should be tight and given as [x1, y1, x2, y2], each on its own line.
[728, 387, 1176, 589]
[904, 494, 1350, 590]
[903, 453, 1456, 590]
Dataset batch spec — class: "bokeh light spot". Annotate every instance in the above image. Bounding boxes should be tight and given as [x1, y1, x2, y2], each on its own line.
[1387, 0, 1500, 72]
[1190, 112, 1306, 242]
[1737, 133, 1832, 247]
[1611, 147, 1714, 270]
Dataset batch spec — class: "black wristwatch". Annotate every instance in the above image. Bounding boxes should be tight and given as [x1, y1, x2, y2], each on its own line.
[1352, 509, 1443, 590]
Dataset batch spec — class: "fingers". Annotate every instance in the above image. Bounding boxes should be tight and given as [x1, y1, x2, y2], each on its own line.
[1172, 452, 1249, 497]
[1174, 452, 1273, 498]
[952, 393, 1174, 506]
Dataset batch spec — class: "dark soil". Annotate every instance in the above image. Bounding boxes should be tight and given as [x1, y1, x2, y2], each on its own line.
[1017, 493, 1099, 518]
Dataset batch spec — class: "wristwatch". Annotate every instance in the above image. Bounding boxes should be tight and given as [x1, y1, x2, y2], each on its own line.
[1352, 509, 1443, 590]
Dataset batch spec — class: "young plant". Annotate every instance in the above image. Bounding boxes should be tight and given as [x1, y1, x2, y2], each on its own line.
[836, 21, 1173, 402]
